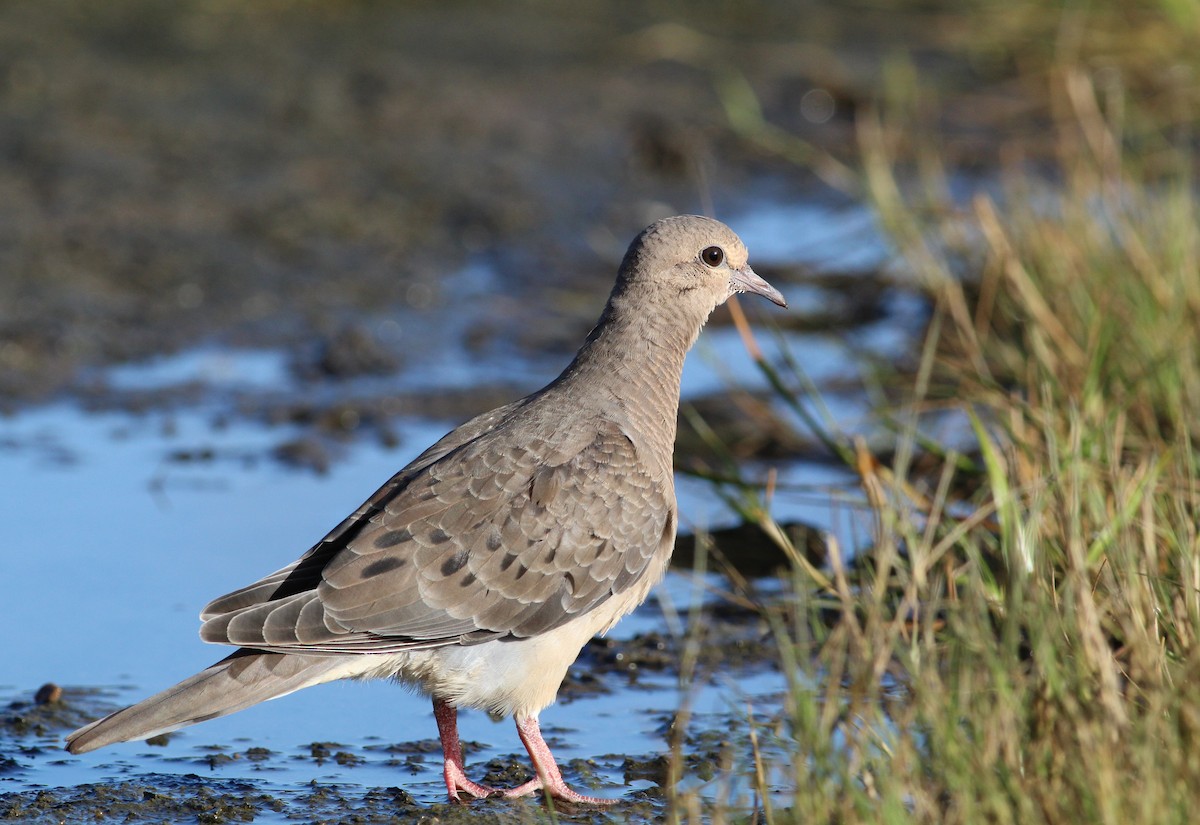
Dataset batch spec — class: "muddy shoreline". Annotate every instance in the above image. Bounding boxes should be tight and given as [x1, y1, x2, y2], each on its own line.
[1, 1, 838, 410]
[0, 0, 1017, 419]
[2, 611, 786, 823]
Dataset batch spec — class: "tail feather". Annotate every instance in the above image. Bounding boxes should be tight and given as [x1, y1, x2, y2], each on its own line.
[65, 649, 347, 754]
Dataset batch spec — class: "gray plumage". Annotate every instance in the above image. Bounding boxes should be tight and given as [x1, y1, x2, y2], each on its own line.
[65, 215, 785, 803]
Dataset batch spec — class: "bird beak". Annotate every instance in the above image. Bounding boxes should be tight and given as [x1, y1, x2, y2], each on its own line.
[730, 264, 787, 308]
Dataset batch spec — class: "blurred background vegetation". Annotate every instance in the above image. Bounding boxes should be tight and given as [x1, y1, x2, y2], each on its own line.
[5, 0, 1192, 406]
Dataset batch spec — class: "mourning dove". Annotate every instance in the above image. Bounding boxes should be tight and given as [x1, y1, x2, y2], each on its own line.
[66, 215, 786, 805]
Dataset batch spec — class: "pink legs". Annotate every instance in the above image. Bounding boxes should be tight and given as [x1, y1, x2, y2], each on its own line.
[510, 714, 617, 806]
[433, 697, 501, 800]
[431, 698, 616, 806]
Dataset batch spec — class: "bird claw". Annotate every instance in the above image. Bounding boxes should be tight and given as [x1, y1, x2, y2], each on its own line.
[497, 778, 541, 799]
[447, 781, 502, 802]
[444, 760, 503, 801]
[515, 781, 618, 806]
[452, 774, 616, 806]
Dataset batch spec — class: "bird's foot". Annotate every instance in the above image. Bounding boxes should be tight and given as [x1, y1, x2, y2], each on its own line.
[498, 777, 541, 799]
[510, 714, 618, 806]
[437, 702, 618, 806]
[444, 759, 503, 802]
[436, 697, 504, 802]
[500, 776, 618, 806]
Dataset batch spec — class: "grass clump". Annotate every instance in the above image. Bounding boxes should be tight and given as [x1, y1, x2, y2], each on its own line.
[682, 7, 1200, 823]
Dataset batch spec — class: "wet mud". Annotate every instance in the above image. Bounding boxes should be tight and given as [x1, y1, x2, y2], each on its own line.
[0, 1, 813, 409]
[0, 0, 934, 423]
[1, 611, 785, 823]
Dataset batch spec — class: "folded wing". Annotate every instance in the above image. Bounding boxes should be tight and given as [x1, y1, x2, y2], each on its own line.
[200, 417, 671, 654]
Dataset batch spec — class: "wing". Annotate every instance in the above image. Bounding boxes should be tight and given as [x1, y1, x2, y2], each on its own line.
[200, 399, 524, 619]
[200, 417, 673, 654]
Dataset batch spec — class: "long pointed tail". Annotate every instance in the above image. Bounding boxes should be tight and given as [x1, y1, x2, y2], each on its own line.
[66, 649, 347, 754]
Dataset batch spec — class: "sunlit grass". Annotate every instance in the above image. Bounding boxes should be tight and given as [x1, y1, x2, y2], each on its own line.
[681, 3, 1200, 822]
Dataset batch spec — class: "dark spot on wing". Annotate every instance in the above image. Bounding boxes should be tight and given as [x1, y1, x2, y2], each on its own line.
[362, 557, 406, 577]
[486, 532, 502, 552]
[460, 573, 477, 587]
[441, 550, 469, 576]
[429, 528, 452, 545]
[374, 529, 412, 548]
[500, 552, 518, 571]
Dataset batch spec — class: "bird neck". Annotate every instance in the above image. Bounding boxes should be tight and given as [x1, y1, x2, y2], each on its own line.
[556, 295, 709, 458]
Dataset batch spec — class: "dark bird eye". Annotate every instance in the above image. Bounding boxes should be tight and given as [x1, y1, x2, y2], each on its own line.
[700, 246, 725, 267]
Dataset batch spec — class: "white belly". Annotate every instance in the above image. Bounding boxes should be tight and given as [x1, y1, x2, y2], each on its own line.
[315, 569, 662, 719]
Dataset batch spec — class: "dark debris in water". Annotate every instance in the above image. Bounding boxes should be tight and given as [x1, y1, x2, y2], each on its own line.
[582, 633, 675, 678]
[2, 684, 120, 742]
[293, 323, 405, 381]
[302, 741, 365, 768]
[0, 777, 278, 825]
[565, 604, 781, 702]
[362, 737, 447, 756]
[478, 757, 535, 789]
[31, 684, 61, 706]
[272, 434, 338, 475]
[678, 391, 823, 464]
[673, 520, 828, 578]
[0, 775, 658, 824]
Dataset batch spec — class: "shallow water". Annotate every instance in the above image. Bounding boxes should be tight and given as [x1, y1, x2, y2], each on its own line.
[0, 199, 907, 819]
[0, 404, 812, 814]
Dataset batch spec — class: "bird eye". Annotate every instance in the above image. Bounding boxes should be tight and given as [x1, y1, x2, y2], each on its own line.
[700, 246, 725, 267]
